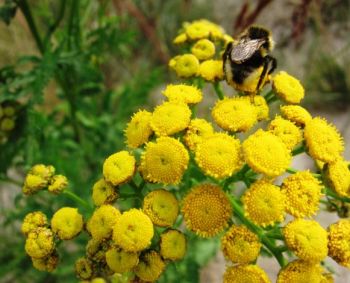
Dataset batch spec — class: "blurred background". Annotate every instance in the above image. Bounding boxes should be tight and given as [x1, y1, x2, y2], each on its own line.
[0, 0, 349, 282]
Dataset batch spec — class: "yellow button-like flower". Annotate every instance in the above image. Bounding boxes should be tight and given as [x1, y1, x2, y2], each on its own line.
[184, 118, 214, 151]
[242, 129, 291, 177]
[169, 54, 199, 78]
[198, 60, 224, 81]
[31, 252, 59, 272]
[105, 247, 139, 273]
[22, 174, 47, 195]
[221, 225, 261, 264]
[223, 264, 271, 283]
[328, 219, 350, 268]
[325, 158, 350, 197]
[103, 151, 136, 186]
[112, 209, 153, 252]
[22, 211, 48, 236]
[25, 227, 55, 259]
[195, 133, 242, 179]
[124, 110, 153, 149]
[212, 97, 257, 132]
[182, 184, 232, 237]
[30, 164, 55, 180]
[134, 251, 165, 282]
[283, 219, 328, 262]
[281, 171, 322, 218]
[51, 207, 83, 240]
[91, 178, 118, 206]
[280, 105, 312, 127]
[272, 71, 305, 104]
[277, 260, 323, 283]
[173, 33, 187, 44]
[268, 116, 302, 150]
[86, 238, 107, 262]
[48, 174, 68, 194]
[243, 179, 285, 227]
[304, 117, 344, 163]
[191, 39, 215, 60]
[242, 95, 269, 121]
[184, 19, 224, 40]
[75, 257, 93, 280]
[143, 189, 179, 227]
[87, 205, 121, 240]
[150, 101, 191, 136]
[140, 137, 189, 184]
[160, 229, 186, 261]
[162, 84, 203, 105]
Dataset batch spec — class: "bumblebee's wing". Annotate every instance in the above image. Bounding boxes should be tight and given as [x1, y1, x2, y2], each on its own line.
[230, 39, 265, 63]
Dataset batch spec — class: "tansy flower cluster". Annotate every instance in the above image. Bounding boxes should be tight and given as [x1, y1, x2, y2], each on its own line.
[21, 19, 350, 282]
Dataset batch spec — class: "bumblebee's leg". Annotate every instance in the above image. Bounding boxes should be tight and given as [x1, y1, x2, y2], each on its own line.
[266, 55, 277, 74]
[256, 55, 277, 92]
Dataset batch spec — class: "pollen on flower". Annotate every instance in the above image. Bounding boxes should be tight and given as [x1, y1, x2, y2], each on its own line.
[281, 171, 322, 218]
[169, 54, 199, 78]
[304, 117, 344, 163]
[134, 251, 166, 282]
[22, 211, 48, 236]
[160, 229, 187, 261]
[283, 219, 328, 262]
[198, 59, 224, 81]
[328, 219, 350, 268]
[212, 97, 258, 132]
[242, 95, 269, 121]
[272, 71, 305, 104]
[242, 129, 291, 177]
[277, 260, 323, 283]
[124, 110, 153, 149]
[280, 105, 312, 127]
[162, 84, 203, 105]
[223, 264, 271, 283]
[51, 207, 83, 240]
[325, 158, 350, 197]
[182, 184, 232, 237]
[48, 174, 68, 194]
[112, 209, 153, 252]
[91, 178, 118, 206]
[25, 227, 55, 259]
[221, 225, 261, 264]
[195, 133, 242, 179]
[143, 189, 179, 227]
[105, 247, 139, 273]
[150, 101, 191, 136]
[242, 179, 285, 227]
[184, 118, 214, 151]
[191, 39, 216, 60]
[140, 137, 189, 184]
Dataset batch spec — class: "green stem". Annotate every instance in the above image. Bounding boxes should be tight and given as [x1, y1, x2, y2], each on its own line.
[324, 187, 350, 203]
[286, 167, 321, 178]
[292, 144, 305, 156]
[44, 0, 67, 46]
[266, 95, 278, 104]
[263, 89, 274, 100]
[213, 82, 224, 100]
[191, 105, 197, 118]
[62, 190, 90, 209]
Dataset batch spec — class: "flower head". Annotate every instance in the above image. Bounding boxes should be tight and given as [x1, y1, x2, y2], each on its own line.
[134, 251, 165, 282]
[242, 130, 291, 177]
[103, 151, 136, 186]
[22, 164, 55, 195]
[243, 179, 285, 227]
[173, 33, 187, 44]
[143, 189, 179, 227]
[22, 211, 48, 236]
[51, 207, 83, 240]
[184, 19, 225, 40]
[283, 219, 328, 262]
[182, 184, 232, 237]
[112, 209, 153, 252]
[160, 229, 187, 261]
[169, 54, 199, 78]
[48, 175, 68, 194]
[25, 227, 55, 259]
[191, 39, 215, 60]
[195, 133, 242, 179]
[328, 219, 350, 268]
[242, 95, 269, 121]
[272, 71, 305, 104]
[223, 264, 271, 283]
[105, 247, 139, 273]
[140, 137, 189, 184]
[325, 158, 350, 197]
[162, 84, 202, 104]
[86, 238, 108, 262]
[277, 260, 323, 283]
[125, 110, 153, 149]
[280, 105, 312, 127]
[198, 60, 224, 81]
[32, 252, 59, 272]
[75, 257, 93, 280]
[91, 178, 118, 206]
[184, 118, 214, 151]
[221, 225, 261, 264]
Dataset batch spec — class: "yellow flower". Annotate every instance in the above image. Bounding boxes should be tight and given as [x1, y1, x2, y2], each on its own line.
[277, 260, 323, 283]
[328, 219, 350, 268]
[212, 97, 257, 132]
[124, 110, 153, 149]
[48, 174, 68, 194]
[143, 189, 179, 227]
[103, 151, 136, 186]
[51, 207, 83, 240]
[21, 211, 48, 236]
[112, 209, 153, 252]
[134, 251, 165, 282]
[272, 71, 305, 104]
[173, 33, 187, 44]
[182, 184, 232, 237]
[87, 205, 121, 240]
[25, 228, 55, 259]
[268, 116, 302, 150]
[242, 179, 285, 227]
[162, 84, 202, 105]
[140, 137, 189, 184]
[169, 54, 199, 78]
[223, 264, 271, 283]
[91, 178, 118, 206]
[75, 257, 93, 280]
[321, 273, 334, 283]
[30, 164, 55, 180]
[195, 133, 242, 179]
[150, 101, 191, 136]
[191, 39, 216, 60]
[1, 118, 15, 131]
[86, 238, 107, 262]
[221, 225, 261, 264]
[283, 171, 322, 218]
[22, 174, 47, 195]
[242, 129, 291, 177]
[160, 229, 186, 261]
[283, 219, 328, 262]
[304, 117, 344, 163]
[185, 19, 225, 40]
[242, 95, 269, 121]
[198, 60, 224, 81]
[184, 118, 214, 151]
[31, 252, 59, 272]
[325, 158, 350, 197]
[280, 105, 312, 127]
[105, 247, 139, 273]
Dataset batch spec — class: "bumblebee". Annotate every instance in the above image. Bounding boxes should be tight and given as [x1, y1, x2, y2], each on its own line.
[223, 26, 277, 94]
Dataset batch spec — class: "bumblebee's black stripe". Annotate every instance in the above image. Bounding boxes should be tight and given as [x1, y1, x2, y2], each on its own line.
[247, 26, 272, 50]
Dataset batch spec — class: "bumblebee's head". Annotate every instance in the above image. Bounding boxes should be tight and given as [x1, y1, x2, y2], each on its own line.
[244, 26, 274, 52]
